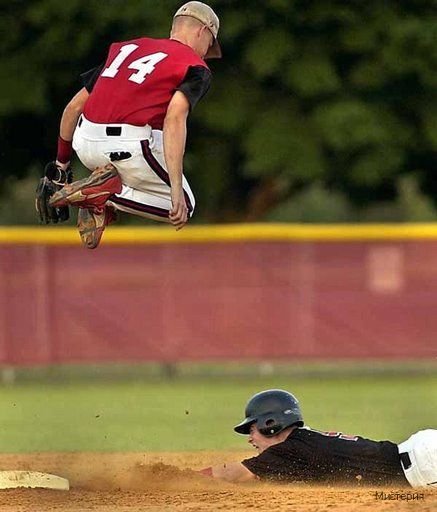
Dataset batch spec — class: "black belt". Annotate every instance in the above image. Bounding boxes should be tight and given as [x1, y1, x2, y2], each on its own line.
[400, 452, 412, 470]
[106, 126, 122, 136]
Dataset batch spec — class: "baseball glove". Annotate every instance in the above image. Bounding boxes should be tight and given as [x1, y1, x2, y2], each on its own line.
[35, 161, 73, 224]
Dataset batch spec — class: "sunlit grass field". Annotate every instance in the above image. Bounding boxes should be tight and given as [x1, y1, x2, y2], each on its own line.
[0, 366, 436, 452]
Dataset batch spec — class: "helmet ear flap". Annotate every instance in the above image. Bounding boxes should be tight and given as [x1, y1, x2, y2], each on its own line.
[257, 416, 283, 437]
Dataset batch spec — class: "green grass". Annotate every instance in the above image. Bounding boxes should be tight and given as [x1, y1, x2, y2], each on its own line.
[0, 373, 436, 452]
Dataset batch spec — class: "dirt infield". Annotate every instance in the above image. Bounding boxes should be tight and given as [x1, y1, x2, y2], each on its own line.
[0, 452, 435, 512]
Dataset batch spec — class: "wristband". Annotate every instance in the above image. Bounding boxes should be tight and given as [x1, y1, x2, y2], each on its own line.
[57, 136, 73, 164]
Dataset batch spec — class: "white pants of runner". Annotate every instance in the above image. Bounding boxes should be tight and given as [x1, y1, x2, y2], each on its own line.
[72, 115, 195, 223]
[398, 429, 437, 488]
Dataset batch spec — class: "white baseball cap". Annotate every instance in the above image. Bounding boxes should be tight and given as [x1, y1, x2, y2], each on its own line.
[174, 1, 222, 59]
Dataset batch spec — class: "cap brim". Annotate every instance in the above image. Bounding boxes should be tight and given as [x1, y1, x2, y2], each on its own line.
[234, 417, 256, 435]
[205, 39, 222, 59]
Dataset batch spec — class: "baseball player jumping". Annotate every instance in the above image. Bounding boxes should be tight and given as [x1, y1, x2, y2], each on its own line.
[36, 2, 221, 248]
[201, 389, 437, 488]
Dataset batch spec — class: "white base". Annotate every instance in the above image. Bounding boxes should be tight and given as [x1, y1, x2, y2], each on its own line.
[0, 471, 69, 490]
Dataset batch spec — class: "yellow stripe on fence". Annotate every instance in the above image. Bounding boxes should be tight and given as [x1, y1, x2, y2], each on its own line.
[2, 223, 437, 245]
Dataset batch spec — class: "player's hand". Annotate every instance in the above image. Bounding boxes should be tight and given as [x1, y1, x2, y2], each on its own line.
[55, 160, 71, 174]
[45, 161, 73, 186]
[169, 186, 188, 230]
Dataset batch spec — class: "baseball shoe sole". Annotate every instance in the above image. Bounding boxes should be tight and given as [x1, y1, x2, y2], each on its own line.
[77, 206, 117, 250]
[49, 164, 122, 209]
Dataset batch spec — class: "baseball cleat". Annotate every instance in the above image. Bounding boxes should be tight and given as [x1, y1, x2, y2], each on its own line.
[49, 164, 122, 210]
[77, 205, 117, 249]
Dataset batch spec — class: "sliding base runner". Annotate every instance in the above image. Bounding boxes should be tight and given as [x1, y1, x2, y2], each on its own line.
[0, 471, 69, 490]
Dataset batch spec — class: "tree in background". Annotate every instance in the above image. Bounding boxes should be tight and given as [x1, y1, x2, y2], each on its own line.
[1, 0, 436, 224]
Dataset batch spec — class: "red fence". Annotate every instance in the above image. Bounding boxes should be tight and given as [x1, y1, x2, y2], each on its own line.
[1, 241, 436, 364]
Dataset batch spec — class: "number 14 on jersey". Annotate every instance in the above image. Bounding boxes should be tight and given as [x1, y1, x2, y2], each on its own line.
[101, 44, 168, 84]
